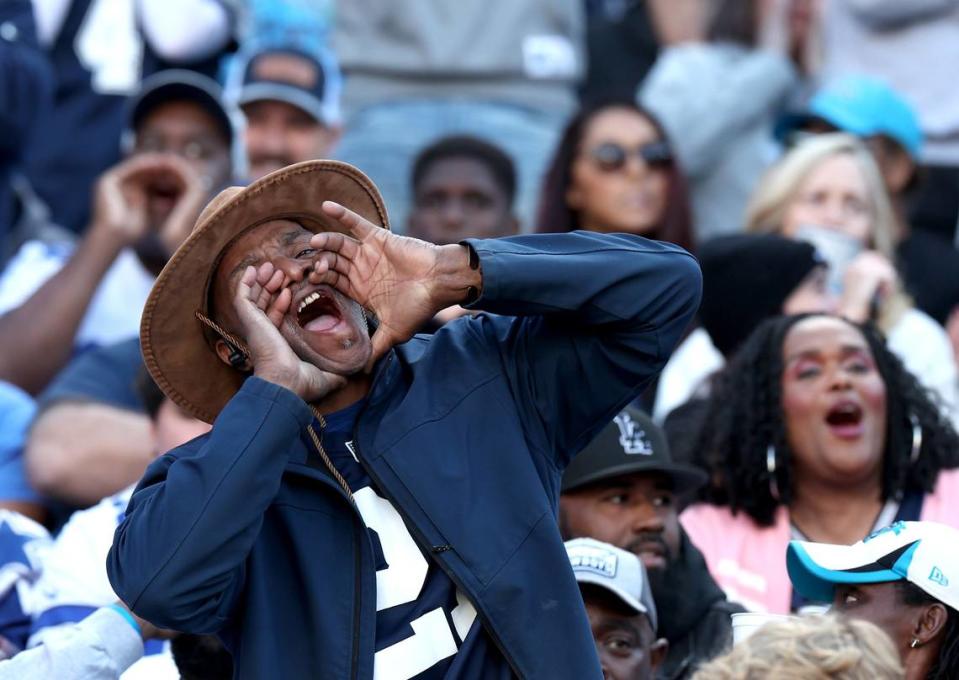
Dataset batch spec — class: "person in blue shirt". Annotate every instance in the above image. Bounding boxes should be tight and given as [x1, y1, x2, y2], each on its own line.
[107, 159, 701, 678]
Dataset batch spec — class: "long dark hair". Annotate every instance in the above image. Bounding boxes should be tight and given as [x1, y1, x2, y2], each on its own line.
[691, 313, 959, 526]
[535, 101, 695, 253]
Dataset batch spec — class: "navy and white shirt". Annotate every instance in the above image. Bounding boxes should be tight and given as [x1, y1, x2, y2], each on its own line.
[319, 401, 511, 679]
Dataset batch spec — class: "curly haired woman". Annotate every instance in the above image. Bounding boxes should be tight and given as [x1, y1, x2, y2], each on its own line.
[679, 314, 959, 614]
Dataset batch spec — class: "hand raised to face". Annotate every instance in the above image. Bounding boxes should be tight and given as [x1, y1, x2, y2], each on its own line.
[91, 153, 208, 255]
[307, 201, 482, 370]
[230, 261, 347, 401]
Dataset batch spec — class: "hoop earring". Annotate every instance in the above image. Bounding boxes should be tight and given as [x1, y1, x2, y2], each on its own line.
[911, 638, 921, 649]
[766, 445, 781, 502]
[909, 413, 922, 465]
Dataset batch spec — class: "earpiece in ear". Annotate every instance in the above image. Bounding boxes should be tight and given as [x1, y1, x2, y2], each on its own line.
[228, 345, 249, 371]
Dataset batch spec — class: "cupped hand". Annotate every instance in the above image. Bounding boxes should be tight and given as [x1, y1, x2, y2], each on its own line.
[233, 261, 346, 401]
[307, 201, 481, 369]
[840, 250, 899, 322]
[152, 154, 208, 255]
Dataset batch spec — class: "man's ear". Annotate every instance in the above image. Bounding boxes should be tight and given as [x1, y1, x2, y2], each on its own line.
[915, 603, 950, 646]
[214, 339, 252, 372]
[649, 637, 669, 670]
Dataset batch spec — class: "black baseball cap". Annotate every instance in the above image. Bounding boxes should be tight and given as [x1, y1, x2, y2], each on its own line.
[236, 47, 341, 126]
[562, 407, 707, 494]
[127, 69, 234, 145]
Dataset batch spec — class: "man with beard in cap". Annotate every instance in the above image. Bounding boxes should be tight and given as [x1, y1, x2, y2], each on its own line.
[12, 71, 236, 513]
[105, 159, 701, 678]
[560, 407, 743, 679]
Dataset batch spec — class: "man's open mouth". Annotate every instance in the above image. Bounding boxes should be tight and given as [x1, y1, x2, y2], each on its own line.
[296, 288, 343, 333]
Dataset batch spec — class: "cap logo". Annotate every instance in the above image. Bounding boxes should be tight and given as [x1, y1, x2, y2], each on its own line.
[929, 566, 949, 587]
[570, 550, 618, 579]
[252, 53, 319, 89]
[866, 521, 906, 542]
[614, 413, 653, 456]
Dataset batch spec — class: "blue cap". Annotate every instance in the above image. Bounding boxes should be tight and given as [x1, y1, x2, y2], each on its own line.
[781, 76, 923, 159]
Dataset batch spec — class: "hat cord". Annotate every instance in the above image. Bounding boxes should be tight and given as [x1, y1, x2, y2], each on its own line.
[195, 311, 251, 369]
[195, 311, 354, 501]
[308, 406, 355, 503]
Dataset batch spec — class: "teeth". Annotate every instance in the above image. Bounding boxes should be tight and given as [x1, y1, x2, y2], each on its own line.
[298, 291, 321, 315]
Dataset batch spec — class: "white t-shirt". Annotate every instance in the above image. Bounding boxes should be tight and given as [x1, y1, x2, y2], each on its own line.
[0, 241, 155, 351]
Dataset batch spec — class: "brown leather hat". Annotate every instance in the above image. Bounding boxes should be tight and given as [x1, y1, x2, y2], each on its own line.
[140, 160, 389, 423]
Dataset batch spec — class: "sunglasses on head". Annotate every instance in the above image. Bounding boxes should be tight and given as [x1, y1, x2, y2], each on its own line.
[588, 141, 673, 172]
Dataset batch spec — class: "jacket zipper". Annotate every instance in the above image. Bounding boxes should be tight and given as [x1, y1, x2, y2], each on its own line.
[350, 519, 362, 679]
[350, 370, 525, 678]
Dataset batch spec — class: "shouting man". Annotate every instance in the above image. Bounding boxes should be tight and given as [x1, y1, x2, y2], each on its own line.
[107, 160, 701, 678]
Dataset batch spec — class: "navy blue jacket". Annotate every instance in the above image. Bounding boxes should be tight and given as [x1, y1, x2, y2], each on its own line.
[107, 233, 702, 679]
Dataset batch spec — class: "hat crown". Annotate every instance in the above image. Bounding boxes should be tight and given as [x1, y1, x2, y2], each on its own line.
[561, 407, 707, 494]
[194, 186, 244, 234]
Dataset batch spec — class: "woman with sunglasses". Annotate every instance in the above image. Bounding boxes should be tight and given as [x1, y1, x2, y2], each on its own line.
[535, 101, 695, 254]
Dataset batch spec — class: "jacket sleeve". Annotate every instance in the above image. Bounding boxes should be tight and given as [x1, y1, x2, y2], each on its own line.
[463, 231, 702, 469]
[106, 377, 313, 632]
[0, 607, 143, 680]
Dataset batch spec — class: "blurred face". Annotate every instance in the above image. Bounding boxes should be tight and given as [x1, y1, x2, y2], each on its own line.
[153, 398, 212, 456]
[781, 154, 873, 246]
[134, 101, 232, 227]
[561, 473, 681, 571]
[408, 157, 518, 244]
[782, 266, 838, 315]
[833, 582, 916, 660]
[567, 108, 670, 235]
[212, 220, 371, 374]
[781, 317, 887, 491]
[243, 100, 338, 180]
[584, 588, 665, 680]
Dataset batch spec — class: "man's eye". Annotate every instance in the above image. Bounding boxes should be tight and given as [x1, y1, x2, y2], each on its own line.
[297, 248, 317, 259]
[604, 636, 635, 656]
[652, 494, 672, 508]
[604, 494, 628, 505]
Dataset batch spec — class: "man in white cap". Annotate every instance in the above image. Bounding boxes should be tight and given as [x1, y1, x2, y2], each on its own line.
[788, 520, 959, 680]
[567, 538, 668, 680]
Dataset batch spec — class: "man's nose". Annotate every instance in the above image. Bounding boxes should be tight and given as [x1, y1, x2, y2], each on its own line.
[440, 200, 466, 227]
[630, 504, 665, 533]
[273, 256, 311, 283]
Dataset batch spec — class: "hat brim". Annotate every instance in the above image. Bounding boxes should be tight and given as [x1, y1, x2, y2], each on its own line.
[238, 82, 328, 125]
[786, 541, 912, 603]
[575, 575, 647, 617]
[140, 160, 389, 424]
[562, 461, 707, 495]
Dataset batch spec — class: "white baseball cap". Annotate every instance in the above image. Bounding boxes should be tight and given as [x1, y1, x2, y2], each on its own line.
[566, 538, 658, 631]
[787, 521, 959, 610]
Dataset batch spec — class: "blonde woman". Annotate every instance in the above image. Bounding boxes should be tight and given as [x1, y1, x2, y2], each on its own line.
[692, 614, 903, 680]
[745, 133, 958, 423]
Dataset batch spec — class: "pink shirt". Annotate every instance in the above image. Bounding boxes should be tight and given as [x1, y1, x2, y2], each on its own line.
[680, 469, 959, 614]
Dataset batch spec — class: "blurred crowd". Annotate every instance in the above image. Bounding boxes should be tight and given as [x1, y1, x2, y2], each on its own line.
[1, 0, 959, 678]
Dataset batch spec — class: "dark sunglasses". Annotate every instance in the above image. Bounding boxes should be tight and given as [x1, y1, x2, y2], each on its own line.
[588, 141, 673, 171]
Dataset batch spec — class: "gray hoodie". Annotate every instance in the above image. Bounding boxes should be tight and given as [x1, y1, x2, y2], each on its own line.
[333, 0, 584, 117]
[640, 43, 797, 240]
